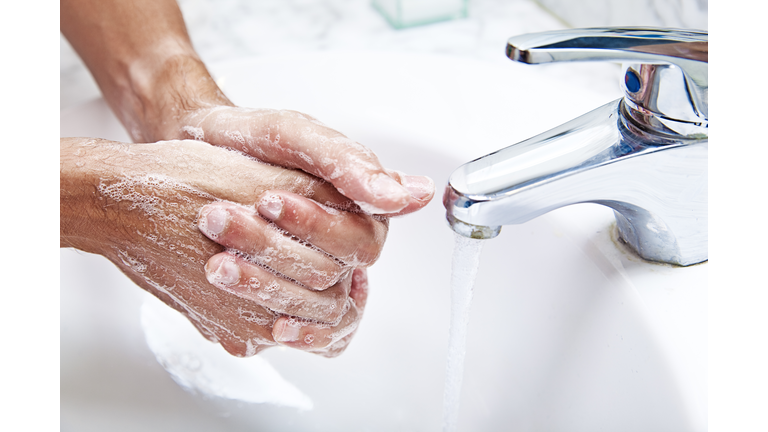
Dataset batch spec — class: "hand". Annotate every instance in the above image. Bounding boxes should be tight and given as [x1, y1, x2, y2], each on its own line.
[118, 55, 437, 358]
[60, 138, 430, 357]
[61, 0, 434, 214]
[61, 0, 436, 358]
[116, 53, 432, 217]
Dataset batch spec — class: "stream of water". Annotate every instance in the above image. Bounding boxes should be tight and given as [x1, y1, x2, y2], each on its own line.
[442, 233, 485, 432]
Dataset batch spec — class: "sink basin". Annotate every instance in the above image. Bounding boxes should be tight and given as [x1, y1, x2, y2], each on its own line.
[60, 51, 706, 431]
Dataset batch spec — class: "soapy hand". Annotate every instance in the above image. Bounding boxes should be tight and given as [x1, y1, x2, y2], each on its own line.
[115, 56, 436, 356]
[176, 107, 433, 216]
[178, 107, 435, 354]
[116, 54, 433, 217]
[136, 73, 435, 357]
[61, 0, 435, 358]
[60, 138, 432, 357]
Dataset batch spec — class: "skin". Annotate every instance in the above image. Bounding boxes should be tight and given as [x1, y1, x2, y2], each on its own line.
[60, 0, 435, 357]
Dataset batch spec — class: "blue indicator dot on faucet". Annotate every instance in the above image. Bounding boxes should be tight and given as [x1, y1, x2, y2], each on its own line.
[625, 69, 641, 93]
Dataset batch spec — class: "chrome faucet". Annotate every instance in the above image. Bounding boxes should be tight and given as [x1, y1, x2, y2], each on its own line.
[443, 28, 708, 266]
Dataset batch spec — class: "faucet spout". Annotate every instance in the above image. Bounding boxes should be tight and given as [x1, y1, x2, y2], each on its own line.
[444, 99, 708, 266]
[444, 27, 708, 266]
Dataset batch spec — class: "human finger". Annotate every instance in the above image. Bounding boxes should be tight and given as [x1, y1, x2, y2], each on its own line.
[256, 190, 388, 267]
[198, 201, 348, 290]
[271, 268, 369, 356]
[204, 252, 351, 323]
[183, 107, 419, 214]
[380, 172, 435, 217]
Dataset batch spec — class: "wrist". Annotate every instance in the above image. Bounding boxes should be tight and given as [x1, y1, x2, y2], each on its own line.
[119, 40, 233, 142]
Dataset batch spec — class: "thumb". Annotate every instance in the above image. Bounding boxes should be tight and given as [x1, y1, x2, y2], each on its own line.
[382, 172, 435, 217]
[188, 107, 433, 214]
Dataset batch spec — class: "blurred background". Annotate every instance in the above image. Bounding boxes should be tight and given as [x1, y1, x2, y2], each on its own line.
[60, 0, 707, 111]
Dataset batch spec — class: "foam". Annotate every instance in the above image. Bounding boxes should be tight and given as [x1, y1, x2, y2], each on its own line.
[117, 249, 147, 274]
[327, 310, 360, 344]
[97, 173, 214, 221]
[230, 222, 343, 291]
[314, 201, 341, 216]
[237, 307, 274, 327]
[181, 125, 205, 141]
[354, 200, 390, 215]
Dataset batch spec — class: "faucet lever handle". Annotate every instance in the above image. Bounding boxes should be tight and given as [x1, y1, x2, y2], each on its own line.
[507, 27, 708, 133]
[507, 28, 706, 68]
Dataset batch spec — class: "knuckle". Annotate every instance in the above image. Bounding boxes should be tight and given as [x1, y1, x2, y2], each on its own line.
[301, 209, 324, 237]
[313, 265, 346, 291]
[293, 257, 344, 291]
[341, 216, 387, 266]
[324, 292, 348, 324]
[353, 238, 385, 267]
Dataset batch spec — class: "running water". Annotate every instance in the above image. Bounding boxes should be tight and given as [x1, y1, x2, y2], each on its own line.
[442, 232, 485, 432]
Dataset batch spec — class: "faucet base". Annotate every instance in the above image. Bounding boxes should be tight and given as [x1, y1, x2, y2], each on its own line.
[612, 209, 707, 267]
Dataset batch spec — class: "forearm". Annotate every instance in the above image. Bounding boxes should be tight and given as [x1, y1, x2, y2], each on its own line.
[60, 137, 114, 252]
[61, 0, 231, 142]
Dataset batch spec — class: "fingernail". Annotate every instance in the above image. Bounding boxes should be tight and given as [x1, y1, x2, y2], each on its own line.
[201, 206, 229, 237]
[258, 194, 283, 221]
[274, 319, 301, 343]
[403, 175, 435, 201]
[206, 258, 240, 287]
[368, 174, 409, 201]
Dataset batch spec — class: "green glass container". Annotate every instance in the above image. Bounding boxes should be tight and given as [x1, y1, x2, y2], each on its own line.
[372, 0, 468, 29]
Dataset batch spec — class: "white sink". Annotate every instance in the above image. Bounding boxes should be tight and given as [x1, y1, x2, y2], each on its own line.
[60, 51, 707, 431]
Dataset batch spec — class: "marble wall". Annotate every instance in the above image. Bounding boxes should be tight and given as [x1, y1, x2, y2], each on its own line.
[61, 0, 569, 110]
[61, 0, 707, 112]
[534, 0, 707, 30]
